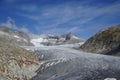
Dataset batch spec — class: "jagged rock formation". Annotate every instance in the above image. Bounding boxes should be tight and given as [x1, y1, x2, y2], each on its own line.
[58, 32, 84, 44]
[80, 25, 120, 56]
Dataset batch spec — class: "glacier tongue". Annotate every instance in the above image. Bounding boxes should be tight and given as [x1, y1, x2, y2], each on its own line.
[23, 45, 120, 80]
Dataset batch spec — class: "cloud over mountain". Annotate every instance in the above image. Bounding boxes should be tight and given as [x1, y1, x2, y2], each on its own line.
[0, 17, 29, 33]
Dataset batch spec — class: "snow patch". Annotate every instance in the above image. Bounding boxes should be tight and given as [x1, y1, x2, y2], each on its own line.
[31, 38, 48, 47]
[14, 35, 20, 38]
[0, 31, 8, 35]
[78, 42, 84, 45]
[104, 78, 117, 80]
[44, 58, 67, 68]
[23, 39, 28, 42]
[72, 35, 79, 39]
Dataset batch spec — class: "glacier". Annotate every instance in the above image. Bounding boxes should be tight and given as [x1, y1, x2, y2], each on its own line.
[22, 44, 120, 80]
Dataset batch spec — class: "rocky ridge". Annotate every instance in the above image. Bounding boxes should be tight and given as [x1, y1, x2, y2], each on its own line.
[80, 25, 120, 56]
[0, 28, 40, 80]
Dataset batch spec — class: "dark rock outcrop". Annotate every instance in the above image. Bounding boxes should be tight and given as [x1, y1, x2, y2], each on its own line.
[80, 25, 120, 56]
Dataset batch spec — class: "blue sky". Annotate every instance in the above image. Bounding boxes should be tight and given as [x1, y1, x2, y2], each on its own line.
[0, 0, 120, 39]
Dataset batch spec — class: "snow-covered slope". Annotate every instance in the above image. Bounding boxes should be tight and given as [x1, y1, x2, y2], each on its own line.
[22, 45, 120, 80]
[0, 27, 32, 46]
[30, 38, 48, 47]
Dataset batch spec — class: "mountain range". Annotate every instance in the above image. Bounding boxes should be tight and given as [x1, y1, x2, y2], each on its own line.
[30, 32, 84, 46]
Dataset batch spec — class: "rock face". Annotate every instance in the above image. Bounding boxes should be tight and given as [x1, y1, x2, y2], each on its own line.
[0, 30, 39, 80]
[60, 32, 84, 44]
[80, 25, 120, 56]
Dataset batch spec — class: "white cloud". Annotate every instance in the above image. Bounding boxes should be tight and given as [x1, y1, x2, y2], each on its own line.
[0, 17, 29, 33]
[67, 27, 79, 33]
[18, 2, 120, 24]
[38, 26, 82, 36]
[0, 17, 16, 29]
[17, 1, 120, 35]
[5, 0, 17, 3]
[19, 14, 40, 20]
[20, 26, 29, 33]
[19, 5, 38, 12]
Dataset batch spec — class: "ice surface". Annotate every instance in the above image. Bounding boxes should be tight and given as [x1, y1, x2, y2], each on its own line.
[23, 45, 120, 80]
